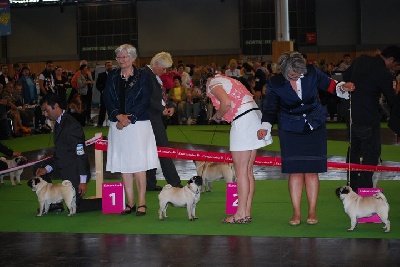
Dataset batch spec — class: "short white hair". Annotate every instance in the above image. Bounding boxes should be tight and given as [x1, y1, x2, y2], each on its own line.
[115, 44, 137, 60]
[150, 52, 173, 68]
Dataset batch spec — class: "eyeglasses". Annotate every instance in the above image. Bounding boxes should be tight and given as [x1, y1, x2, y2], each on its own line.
[116, 56, 131, 61]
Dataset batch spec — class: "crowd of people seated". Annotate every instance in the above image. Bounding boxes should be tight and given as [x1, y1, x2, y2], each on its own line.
[0, 61, 95, 140]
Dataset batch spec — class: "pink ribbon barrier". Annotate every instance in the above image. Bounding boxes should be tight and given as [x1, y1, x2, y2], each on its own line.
[95, 139, 400, 173]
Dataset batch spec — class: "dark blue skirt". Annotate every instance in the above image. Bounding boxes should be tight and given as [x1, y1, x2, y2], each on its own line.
[279, 124, 327, 174]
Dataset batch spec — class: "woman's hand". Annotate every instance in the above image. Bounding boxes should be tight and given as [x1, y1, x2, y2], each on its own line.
[257, 129, 267, 140]
[116, 114, 132, 129]
[116, 121, 124, 130]
[343, 82, 355, 92]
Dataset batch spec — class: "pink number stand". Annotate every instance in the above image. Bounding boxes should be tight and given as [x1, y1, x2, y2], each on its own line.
[102, 182, 125, 214]
[226, 182, 238, 215]
[357, 188, 382, 223]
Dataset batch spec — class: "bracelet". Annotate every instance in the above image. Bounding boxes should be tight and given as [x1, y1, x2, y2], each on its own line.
[215, 116, 222, 121]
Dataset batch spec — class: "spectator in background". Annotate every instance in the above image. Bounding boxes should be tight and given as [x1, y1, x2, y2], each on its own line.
[240, 62, 254, 79]
[2, 82, 30, 136]
[95, 61, 113, 127]
[253, 61, 267, 110]
[337, 54, 352, 71]
[0, 65, 12, 88]
[54, 66, 69, 108]
[38, 60, 55, 96]
[12, 63, 22, 83]
[186, 86, 202, 124]
[168, 75, 188, 125]
[225, 59, 241, 77]
[76, 64, 94, 126]
[12, 83, 34, 127]
[177, 63, 191, 88]
[18, 66, 37, 105]
[160, 65, 180, 93]
[71, 60, 89, 90]
[0, 84, 12, 139]
[68, 93, 86, 126]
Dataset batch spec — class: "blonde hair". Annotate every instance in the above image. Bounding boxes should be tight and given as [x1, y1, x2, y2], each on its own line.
[150, 52, 173, 68]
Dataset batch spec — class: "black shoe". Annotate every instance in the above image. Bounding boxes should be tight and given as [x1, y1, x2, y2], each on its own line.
[147, 185, 163, 191]
[136, 205, 147, 216]
[120, 204, 136, 215]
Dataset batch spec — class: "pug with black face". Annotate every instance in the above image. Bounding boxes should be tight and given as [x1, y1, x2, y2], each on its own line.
[0, 156, 27, 186]
[336, 186, 390, 232]
[158, 176, 203, 221]
[28, 177, 76, 217]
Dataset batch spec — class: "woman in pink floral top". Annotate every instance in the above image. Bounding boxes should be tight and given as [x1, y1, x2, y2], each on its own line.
[207, 74, 271, 224]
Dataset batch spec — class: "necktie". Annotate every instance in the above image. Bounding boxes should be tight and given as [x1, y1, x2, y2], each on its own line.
[54, 121, 60, 134]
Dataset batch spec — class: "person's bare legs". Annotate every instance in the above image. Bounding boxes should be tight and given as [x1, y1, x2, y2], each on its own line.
[305, 173, 319, 223]
[135, 171, 147, 213]
[245, 150, 257, 218]
[222, 150, 252, 223]
[288, 173, 305, 224]
[122, 173, 135, 211]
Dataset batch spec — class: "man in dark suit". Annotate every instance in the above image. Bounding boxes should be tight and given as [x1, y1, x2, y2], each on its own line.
[34, 93, 101, 212]
[142, 52, 182, 190]
[95, 61, 113, 127]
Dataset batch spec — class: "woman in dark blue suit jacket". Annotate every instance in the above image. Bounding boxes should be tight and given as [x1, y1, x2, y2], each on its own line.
[258, 52, 354, 226]
[103, 44, 159, 216]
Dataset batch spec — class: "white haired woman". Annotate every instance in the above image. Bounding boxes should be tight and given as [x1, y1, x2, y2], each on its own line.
[103, 44, 159, 216]
[257, 51, 355, 226]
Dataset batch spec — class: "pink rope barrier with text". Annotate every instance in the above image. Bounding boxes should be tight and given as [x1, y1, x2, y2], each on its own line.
[94, 139, 400, 173]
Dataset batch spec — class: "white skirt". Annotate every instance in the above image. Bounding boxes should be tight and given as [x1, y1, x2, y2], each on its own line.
[230, 102, 269, 151]
[106, 121, 159, 173]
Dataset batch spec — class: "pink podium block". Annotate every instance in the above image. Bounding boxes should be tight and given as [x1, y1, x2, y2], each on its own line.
[226, 182, 238, 215]
[357, 188, 382, 223]
[102, 182, 125, 214]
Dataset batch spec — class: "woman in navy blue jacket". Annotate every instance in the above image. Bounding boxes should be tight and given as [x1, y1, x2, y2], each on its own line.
[258, 51, 354, 226]
[103, 44, 159, 216]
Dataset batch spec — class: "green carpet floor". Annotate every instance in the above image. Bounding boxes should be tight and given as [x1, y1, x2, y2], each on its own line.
[1, 179, 399, 239]
[0, 124, 399, 238]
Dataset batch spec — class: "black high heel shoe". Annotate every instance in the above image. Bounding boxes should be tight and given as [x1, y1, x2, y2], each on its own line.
[120, 204, 136, 215]
[136, 205, 147, 216]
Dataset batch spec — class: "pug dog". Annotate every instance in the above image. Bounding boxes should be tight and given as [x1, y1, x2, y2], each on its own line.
[194, 161, 235, 192]
[28, 177, 76, 217]
[158, 176, 203, 221]
[0, 156, 28, 186]
[336, 185, 390, 232]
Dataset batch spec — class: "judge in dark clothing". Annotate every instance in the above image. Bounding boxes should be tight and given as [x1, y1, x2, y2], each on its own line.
[34, 93, 100, 212]
[95, 61, 113, 127]
[142, 52, 182, 190]
[343, 45, 400, 191]
[0, 143, 21, 170]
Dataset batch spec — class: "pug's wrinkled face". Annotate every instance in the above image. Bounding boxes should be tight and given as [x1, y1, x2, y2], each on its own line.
[187, 176, 203, 187]
[335, 186, 352, 199]
[27, 177, 41, 191]
[15, 156, 27, 166]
